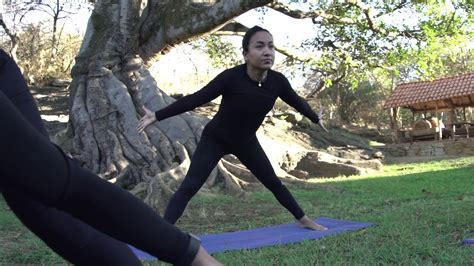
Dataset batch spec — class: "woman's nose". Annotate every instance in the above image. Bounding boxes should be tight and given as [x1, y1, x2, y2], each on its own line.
[263, 46, 273, 55]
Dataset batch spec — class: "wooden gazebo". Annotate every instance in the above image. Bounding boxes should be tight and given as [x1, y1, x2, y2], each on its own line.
[384, 72, 474, 142]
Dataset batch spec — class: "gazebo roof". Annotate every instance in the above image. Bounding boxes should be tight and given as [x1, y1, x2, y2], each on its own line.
[384, 72, 474, 112]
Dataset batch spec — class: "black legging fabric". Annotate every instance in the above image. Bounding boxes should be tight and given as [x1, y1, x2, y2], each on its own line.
[163, 132, 305, 224]
[0, 49, 143, 265]
[0, 50, 191, 264]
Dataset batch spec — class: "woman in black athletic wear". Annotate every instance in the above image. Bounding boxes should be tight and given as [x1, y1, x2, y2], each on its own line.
[138, 26, 328, 231]
[0, 49, 221, 266]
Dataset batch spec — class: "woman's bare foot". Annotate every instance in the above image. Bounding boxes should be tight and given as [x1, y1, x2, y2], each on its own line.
[298, 215, 328, 231]
[191, 246, 223, 266]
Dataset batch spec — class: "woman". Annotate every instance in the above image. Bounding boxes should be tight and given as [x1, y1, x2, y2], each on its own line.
[138, 26, 328, 230]
[0, 49, 220, 266]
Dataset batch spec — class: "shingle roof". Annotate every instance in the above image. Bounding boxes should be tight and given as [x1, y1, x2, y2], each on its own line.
[384, 72, 474, 111]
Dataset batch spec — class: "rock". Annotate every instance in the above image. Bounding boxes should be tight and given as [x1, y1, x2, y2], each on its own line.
[289, 169, 310, 179]
[51, 79, 71, 87]
[413, 119, 431, 129]
[294, 151, 382, 178]
[283, 111, 303, 124]
[372, 151, 384, 159]
[298, 154, 363, 177]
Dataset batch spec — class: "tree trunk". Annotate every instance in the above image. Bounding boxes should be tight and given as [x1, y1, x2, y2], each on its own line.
[67, 0, 273, 212]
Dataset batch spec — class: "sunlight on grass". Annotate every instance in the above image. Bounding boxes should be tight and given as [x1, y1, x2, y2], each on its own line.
[369, 140, 385, 147]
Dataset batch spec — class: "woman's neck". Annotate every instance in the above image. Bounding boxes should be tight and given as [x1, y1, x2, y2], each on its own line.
[246, 65, 267, 83]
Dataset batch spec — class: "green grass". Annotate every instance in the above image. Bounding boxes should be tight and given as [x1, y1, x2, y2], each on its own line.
[1, 157, 474, 265]
[0, 196, 65, 264]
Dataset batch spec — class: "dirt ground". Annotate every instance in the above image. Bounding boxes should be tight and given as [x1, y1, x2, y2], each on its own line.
[31, 85, 69, 137]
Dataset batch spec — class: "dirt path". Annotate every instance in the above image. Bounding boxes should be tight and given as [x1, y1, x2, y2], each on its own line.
[31, 85, 69, 137]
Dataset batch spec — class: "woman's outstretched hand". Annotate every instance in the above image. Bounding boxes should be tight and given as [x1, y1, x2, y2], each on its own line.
[137, 106, 157, 132]
[317, 106, 329, 133]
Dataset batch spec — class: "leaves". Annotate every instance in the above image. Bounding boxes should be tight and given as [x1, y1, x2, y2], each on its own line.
[196, 35, 240, 69]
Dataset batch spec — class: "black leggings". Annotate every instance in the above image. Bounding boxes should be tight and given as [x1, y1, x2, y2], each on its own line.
[163, 132, 305, 224]
[0, 49, 143, 264]
[0, 50, 193, 265]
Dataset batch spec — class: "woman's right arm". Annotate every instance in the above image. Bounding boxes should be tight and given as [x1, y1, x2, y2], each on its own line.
[138, 71, 226, 132]
[154, 72, 226, 121]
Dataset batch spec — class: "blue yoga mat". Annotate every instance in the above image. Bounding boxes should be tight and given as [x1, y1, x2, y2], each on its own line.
[462, 238, 474, 246]
[130, 217, 373, 261]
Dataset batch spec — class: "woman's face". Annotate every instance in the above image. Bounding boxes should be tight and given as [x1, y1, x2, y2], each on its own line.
[243, 31, 275, 70]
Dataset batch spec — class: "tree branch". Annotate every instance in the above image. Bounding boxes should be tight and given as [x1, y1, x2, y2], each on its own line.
[307, 69, 347, 98]
[214, 21, 313, 62]
[267, 2, 358, 25]
[0, 16, 17, 43]
[269, 1, 420, 40]
[378, 0, 409, 18]
[138, 0, 274, 61]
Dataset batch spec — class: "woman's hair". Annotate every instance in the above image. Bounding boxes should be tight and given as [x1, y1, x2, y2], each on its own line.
[242, 26, 271, 52]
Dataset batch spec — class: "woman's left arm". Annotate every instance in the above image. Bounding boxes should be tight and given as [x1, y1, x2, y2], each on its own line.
[279, 77, 328, 132]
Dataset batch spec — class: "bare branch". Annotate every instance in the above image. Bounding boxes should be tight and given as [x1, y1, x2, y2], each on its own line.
[267, 2, 358, 25]
[269, 1, 420, 40]
[347, 0, 385, 34]
[376, 0, 410, 18]
[217, 22, 248, 35]
[0, 18, 17, 42]
[307, 67, 347, 98]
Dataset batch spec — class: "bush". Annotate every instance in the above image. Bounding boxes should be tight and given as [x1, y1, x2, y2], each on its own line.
[1, 23, 82, 84]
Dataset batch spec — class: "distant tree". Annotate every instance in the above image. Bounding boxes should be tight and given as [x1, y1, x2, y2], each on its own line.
[0, 1, 38, 62]
[14, 23, 82, 82]
[0, 0, 92, 59]
[293, 1, 473, 95]
[31, 0, 93, 57]
[292, 1, 473, 126]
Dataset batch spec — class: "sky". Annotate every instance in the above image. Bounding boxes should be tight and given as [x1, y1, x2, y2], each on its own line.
[237, 8, 316, 49]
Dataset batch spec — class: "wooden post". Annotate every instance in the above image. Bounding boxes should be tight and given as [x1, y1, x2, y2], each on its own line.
[390, 107, 399, 143]
[435, 104, 442, 140]
[446, 99, 456, 139]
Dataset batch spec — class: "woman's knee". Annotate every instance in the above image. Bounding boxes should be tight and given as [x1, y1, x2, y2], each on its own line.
[176, 183, 201, 199]
[265, 180, 286, 193]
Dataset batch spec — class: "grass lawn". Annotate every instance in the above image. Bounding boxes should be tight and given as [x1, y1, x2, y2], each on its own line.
[1, 156, 473, 265]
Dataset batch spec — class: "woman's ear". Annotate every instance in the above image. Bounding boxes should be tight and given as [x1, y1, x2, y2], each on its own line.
[242, 51, 248, 62]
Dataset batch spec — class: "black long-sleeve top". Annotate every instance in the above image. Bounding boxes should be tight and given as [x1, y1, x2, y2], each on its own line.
[155, 64, 319, 143]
